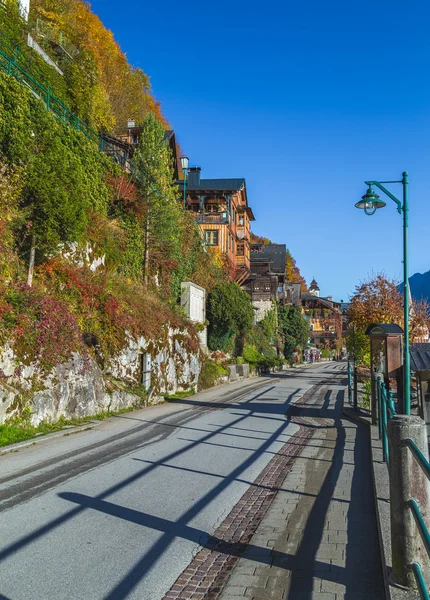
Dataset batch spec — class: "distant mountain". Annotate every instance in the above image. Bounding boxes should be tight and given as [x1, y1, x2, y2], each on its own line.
[408, 271, 430, 302]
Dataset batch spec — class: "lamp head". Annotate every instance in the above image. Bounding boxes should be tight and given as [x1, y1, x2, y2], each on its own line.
[180, 156, 189, 171]
[355, 186, 386, 215]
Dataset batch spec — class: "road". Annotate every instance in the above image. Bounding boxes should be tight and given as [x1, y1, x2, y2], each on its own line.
[0, 363, 343, 600]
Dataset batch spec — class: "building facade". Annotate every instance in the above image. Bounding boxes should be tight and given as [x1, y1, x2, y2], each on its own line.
[178, 167, 255, 284]
[241, 244, 302, 322]
[302, 280, 342, 349]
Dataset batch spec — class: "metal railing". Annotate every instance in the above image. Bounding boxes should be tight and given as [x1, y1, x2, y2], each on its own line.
[0, 27, 131, 170]
[347, 361, 371, 413]
[377, 377, 430, 597]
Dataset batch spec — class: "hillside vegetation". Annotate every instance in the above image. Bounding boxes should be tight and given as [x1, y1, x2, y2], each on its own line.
[0, 0, 309, 389]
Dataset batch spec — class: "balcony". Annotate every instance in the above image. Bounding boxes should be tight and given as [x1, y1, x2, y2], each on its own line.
[310, 330, 336, 338]
[195, 212, 229, 225]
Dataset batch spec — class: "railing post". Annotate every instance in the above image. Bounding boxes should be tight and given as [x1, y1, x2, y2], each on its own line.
[381, 383, 389, 462]
[347, 359, 352, 405]
[388, 415, 430, 588]
[377, 377, 382, 439]
[353, 366, 358, 412]
[46, 85, 50, 111]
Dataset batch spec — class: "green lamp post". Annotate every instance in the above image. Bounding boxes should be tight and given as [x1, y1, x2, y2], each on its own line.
[355, 172, 410, 415]
[180, 156, 189, 210]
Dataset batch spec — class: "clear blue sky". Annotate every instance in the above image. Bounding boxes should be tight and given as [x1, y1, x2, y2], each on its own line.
[89, 0, 430, 301]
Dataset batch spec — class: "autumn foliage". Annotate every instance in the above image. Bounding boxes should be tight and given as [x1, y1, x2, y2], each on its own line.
[347, 273, 430, 343]
[29, 0, 167, 132]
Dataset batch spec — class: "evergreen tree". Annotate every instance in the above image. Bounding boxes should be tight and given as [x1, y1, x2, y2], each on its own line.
[132, 113, 182, 292]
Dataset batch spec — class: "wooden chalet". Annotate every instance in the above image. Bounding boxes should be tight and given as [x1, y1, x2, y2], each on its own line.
[302, 280, 342, 348]
[242, 244, 301, 306]
[177, 168, 255, 284]
[103, 122, 181, 178]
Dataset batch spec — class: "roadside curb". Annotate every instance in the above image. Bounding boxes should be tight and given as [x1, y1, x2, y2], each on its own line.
[0, 375, 276, 456]
[0, 422, 100, 456]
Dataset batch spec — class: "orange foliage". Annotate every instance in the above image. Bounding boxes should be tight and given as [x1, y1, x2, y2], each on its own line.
[31, 0, 168, 133]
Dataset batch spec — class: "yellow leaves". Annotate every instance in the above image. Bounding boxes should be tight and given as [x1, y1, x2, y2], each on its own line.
[32, 0, 168, 134]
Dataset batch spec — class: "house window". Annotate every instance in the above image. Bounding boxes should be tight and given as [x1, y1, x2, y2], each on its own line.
[205, 230, 218, 246]
[238, 216, 244, 226]
[237, 243, 244, 256]
[205, 204, 218, 213]
[264, 284, 271, 291]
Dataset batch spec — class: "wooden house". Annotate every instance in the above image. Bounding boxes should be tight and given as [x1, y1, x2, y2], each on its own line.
[177, 168, 255, 284]
[302, 281, 342, 348]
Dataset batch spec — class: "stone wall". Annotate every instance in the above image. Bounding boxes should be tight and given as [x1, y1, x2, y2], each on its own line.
[252, 299, 273, 323]
[0, 328, 201, 427]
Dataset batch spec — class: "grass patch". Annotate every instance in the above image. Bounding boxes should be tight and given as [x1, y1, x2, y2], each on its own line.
[164, 388, 196, 401]
[0, 418, 83, 447]
[0, 403, 146, 448]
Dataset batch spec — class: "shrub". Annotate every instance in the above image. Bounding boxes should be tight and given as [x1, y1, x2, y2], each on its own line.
[198, 359, 229, 390]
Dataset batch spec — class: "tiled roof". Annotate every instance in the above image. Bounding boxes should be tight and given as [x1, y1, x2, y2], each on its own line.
[410, 343, 430, 371]
[178, 178, 246, 192]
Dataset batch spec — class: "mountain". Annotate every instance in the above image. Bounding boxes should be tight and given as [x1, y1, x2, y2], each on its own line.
[408, 271, 430, 302]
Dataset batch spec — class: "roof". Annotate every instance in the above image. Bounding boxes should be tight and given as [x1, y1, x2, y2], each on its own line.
[365, 323, 404, 336]
[310, 279, 319, 289]
[410, 343, 430, 371]
[302, 293, 338, 311]
[250, 244, 286, 273]
[178, 178, 246, 192]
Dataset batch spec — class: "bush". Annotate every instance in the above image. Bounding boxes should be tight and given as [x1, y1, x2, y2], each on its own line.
[207, 282, 254, 353]
[198, 359, 229, 390]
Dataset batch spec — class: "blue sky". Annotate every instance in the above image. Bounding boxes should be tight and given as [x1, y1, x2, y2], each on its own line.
[90, 0, 430, 301]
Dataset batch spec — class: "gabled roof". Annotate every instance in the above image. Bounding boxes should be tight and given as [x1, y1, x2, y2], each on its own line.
[365, 323, 404, 336]
[410, 343, 430, 371]
[302, 293, 338, 311]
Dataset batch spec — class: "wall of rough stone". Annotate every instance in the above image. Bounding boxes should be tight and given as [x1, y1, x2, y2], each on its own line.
[0, 328, 201, 427]
[252, 299, 273, 323]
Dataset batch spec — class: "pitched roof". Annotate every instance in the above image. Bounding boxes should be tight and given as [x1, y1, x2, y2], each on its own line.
[178, 178, 246, 192]
[302, 293, 338, 311]
[250, 244, 286, 273]
[410, 343, 430, 371]
[365, 323, 404, 336]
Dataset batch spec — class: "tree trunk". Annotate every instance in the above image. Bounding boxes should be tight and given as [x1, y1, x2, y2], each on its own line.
[143, 211, 149, 286]
[27, 233, 36, 287]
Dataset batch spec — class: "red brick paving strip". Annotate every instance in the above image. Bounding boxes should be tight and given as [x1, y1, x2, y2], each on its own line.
[161, 383, 322, 600]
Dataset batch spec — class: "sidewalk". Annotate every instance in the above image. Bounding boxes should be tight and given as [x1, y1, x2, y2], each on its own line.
[220, 378, 385, 600]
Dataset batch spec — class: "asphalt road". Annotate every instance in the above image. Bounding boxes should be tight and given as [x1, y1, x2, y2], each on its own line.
[0, 363, 338, 600]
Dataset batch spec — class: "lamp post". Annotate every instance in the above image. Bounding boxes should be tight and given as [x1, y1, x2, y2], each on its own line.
[355, 171, 410, 415]
[180, 156, 189, 210]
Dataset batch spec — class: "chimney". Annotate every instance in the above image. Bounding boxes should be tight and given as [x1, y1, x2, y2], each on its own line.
[187, 166, 201, 188]
[327, 296, 333, 301]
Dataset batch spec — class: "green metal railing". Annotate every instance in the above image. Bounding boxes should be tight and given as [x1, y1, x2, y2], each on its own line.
[377, 377, 396, 464]
[377, 377, 430, 598]
[0, 27, 132, 171]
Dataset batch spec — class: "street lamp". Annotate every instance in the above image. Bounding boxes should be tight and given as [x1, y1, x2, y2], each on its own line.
[355, 171, 410, 414]
[180, 156, 189, 210]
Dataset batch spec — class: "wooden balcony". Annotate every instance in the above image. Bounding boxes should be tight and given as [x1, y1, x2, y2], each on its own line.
[195, 212, 229, 225]
[310, 330, 337, 338]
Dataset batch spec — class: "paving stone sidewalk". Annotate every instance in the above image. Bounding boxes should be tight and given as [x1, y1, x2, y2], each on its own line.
[220, 378, 385, 600]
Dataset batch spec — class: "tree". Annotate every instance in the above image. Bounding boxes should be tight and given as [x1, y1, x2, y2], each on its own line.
[207, 282, 254, 353]
[347, 274, 403, 329]
[278, 306, 309, 359]
[132, 113, 182, 292]
[347, 273, 430, 365]
[285, 249, 307, 292]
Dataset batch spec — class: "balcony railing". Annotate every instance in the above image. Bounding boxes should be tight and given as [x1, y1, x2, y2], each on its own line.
[195, 212, 230, 225]
[310, 330, 336, 338]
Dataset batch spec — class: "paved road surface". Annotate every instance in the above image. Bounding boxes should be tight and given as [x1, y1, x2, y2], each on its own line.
[0, 363, 382, 600]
